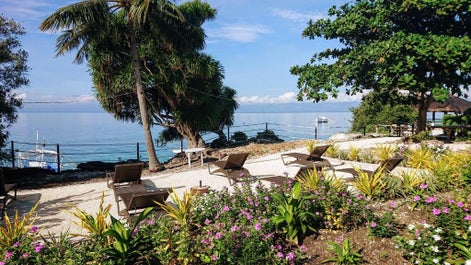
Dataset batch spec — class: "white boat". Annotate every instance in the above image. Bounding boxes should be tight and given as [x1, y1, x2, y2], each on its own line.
[316, 116, 328, 123]
[16, 131, 63, 172]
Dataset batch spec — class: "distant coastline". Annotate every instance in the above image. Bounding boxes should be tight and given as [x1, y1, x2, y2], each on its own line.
[19, 101, 360, 113]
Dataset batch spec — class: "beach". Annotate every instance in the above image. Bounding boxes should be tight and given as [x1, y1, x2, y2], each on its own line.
[5, 136, 470, 237]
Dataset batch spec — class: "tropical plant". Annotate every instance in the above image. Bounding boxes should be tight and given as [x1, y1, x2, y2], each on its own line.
[271, 182, 316, 245]
[156, 188, 195, 226]
[347, 145, 361, 161]
[351, 167, 386, 200]
[322, 238, 363, 265]
[103, 208, 153, 263]
[405, 145, 434, 169]
[39, 0, 218, 168]
[231, 131, 248, 143]
[296, 168, 322, 191]
[375, 144, 398, 162]
[68, 193, 111, 242]
[0, 15, 29, 160]
[0, 202, 38, 250]
[306, 139, 317, 153]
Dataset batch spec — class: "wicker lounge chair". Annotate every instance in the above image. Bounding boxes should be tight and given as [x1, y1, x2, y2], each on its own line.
[335, 157, 404, 180]
[0, 169, 17, 219]
[208, 153, 251, 185]
[118, 190, 170, 219]
[281, 145, 331, 169]
[106, 162, 144, 188]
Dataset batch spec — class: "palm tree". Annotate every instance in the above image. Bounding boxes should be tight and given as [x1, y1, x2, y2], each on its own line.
[40, 0, 195, 171]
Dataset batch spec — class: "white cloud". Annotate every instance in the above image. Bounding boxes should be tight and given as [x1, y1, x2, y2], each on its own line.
[20, 93, 97, 103]
[207, 24, 271, 43]
[238, 92, 297, 104]
[238, 91, 364, 104]
[271, 8, 325, 23]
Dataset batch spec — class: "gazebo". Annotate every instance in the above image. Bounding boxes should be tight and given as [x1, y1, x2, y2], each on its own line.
[428, 95, 471, 123]
[428, 95, 471, 114]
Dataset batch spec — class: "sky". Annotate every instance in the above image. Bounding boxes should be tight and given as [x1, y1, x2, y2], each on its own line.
[1, 0, 362, 112]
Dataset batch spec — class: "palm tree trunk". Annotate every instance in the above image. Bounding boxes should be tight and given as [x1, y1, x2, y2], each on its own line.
[127, 20, 161, 171]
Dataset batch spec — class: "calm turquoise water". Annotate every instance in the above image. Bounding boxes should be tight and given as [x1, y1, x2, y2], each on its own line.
[7, 111, 352, 169]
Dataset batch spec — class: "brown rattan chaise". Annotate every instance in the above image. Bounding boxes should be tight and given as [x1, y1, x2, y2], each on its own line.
[281, 145, 332, 170]
[0, 169, 17, 219]
[106, 162, 144, 188]
[208, 153, 251, 185]
[118, 190, 170, 219]
[335, 157, 404, 180]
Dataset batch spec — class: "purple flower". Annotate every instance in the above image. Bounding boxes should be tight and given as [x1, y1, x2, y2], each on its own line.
[30, 226, 39, 233]
[215, 232, 222, 239]
[204, 219, 211, 225]
[442, 207, 449, 214]
[420, 183, 428, 189]
[0, 262, 5, 265]
[231, 225, 238, 231]
[223, 205, 230, 212]
[255, 222, 261, 231]
[457, 201, 464, 208]
[277, 252, 284, 258]
[5, 251, 13, 259]
[13, 242, 20, 247]
[390, 202, 397, 208]
[212, 254, 218, 261]
[276, 244, 282, 250]
[432, 208, 441, 215]
[147, 219, 154, 225]
[34, 244, 45, 253]
[465, 215, 471, 221]
[425, 197, 437, 203]
[22, 253, 29, 258]
[264, 196, 270, 201]
[286, 252, 295, 260]
[414, 195, 421, 202]
[370, 222, 377, 228]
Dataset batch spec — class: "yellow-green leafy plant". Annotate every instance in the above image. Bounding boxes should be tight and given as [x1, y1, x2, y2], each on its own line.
[375, 144, 398, 161]
[352, 167, 387, 200]
[156, 188, 195, 226]
[0, 202, 39, 250]
[306, 139, 318, 153]
[399, 170, 427, 191]
[359, 151, 376, 163]
[428, 151, 469, 190]
[324, 174, 346, 193]
[347, 145, 361, 161]
[326, 143, 340, 158]
[68, 192, 111, 241]
[296, 168, 322, 191]
[405, 145, 434, 169]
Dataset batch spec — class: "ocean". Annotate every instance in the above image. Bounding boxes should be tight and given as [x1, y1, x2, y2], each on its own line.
[7, 110, 353, 170]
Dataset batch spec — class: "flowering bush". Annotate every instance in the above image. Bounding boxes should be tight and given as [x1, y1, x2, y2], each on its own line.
[365, 202, 398, 238]
[192, 181, 304, 264]
[396, 195, 471, 264]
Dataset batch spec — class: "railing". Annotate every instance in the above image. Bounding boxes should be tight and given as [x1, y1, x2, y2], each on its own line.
[8, 121, 351, 173]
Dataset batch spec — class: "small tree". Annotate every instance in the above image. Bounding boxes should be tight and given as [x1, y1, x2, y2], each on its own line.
[0, 15, 29, 160]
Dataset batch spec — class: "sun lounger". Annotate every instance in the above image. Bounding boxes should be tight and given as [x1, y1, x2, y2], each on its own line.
[335, 157, 404, 180]
[208, 153, 252, 185]
[118, 190, 170, 219]
[281, 145, 332, 170]
[106, 162, 144, 188]
[0, 169, 17, 219]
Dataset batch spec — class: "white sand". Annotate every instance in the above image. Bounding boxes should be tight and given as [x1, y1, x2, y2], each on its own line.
[5, 136, 469, 236]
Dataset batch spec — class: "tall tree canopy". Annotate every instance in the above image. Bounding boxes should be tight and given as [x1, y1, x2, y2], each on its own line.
[0, 15, 29, 159]
[291, 0, 471, 132]
[86, 1, 236, 148]
[40, 0, 220, 169]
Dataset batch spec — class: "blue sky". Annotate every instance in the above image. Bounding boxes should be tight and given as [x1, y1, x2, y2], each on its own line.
[1, 0, 362, 112]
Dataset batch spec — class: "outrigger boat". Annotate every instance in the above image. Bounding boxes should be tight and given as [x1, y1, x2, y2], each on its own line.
[16, 130, 62, 172]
